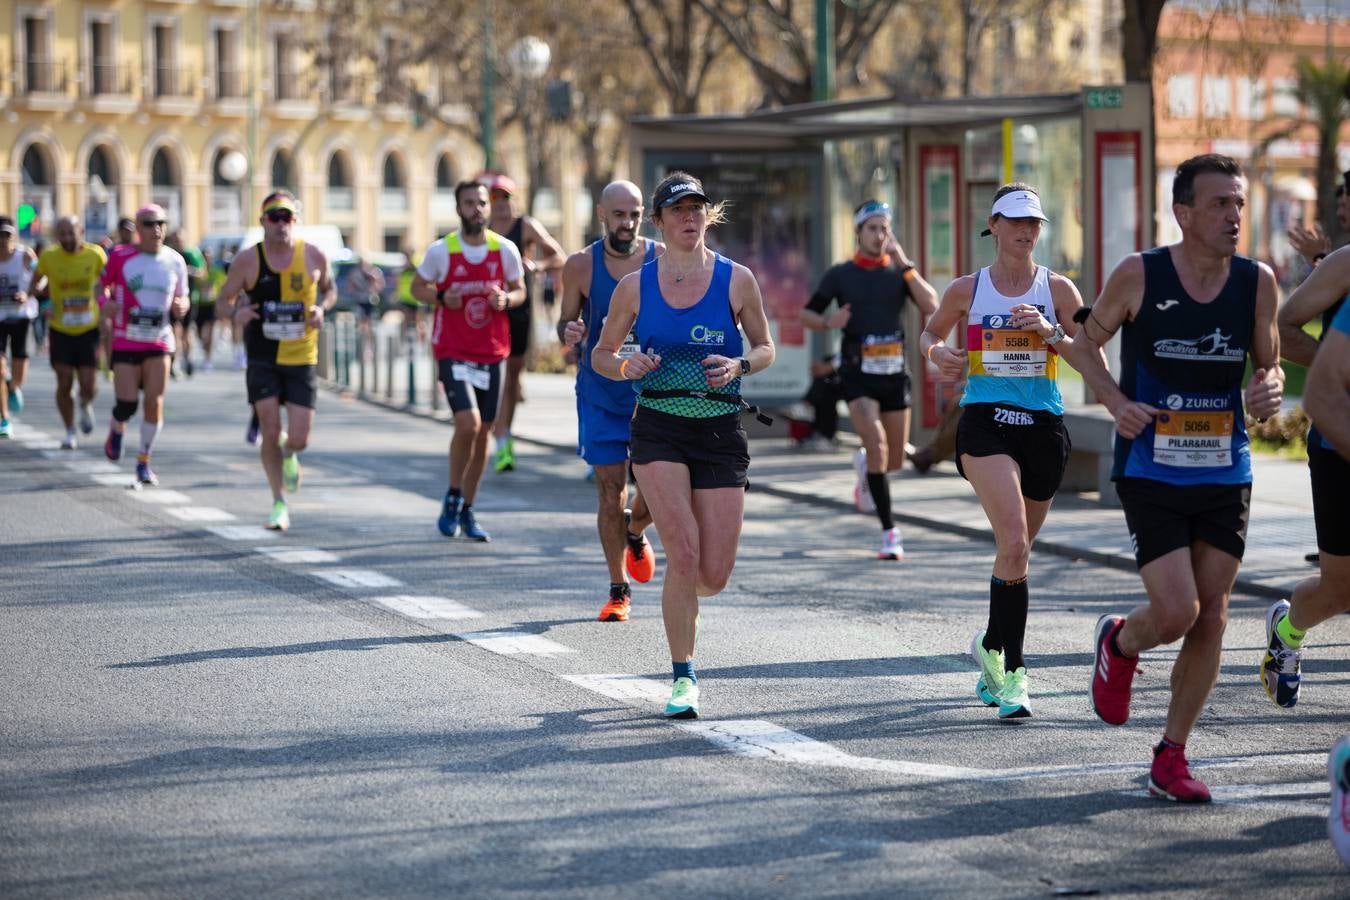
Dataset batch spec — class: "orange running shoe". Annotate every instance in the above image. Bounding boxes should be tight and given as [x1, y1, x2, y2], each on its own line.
[598, 592, 631, 622]
[625, 533, 655, 583]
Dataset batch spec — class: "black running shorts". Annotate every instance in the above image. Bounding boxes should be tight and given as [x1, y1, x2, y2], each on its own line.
[438, 356, 504, 421]
[508, 302, 530, 358]
[0, 318, 32, 359]
[630, 405, 749, 490]
[111, 348, 170, 366]
[955, 402, 1070, 502]
[49, 329, 99, 369]
[1116, 477, 1251, 569]
[195, 302, 218, 329]
[247, 359, 318, 409]
[1309, 439, 1350, 556]
[840, 367, 911, 412]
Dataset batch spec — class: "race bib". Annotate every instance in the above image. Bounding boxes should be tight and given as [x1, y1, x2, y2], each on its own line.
[62, 297, 93, 327]
[861, 332, 904, 375]
[262, 301, 307, 341]
[619, 331, 640, 358]
[451, 361, 492, 391]
[1152, 411, 1234, 468]
[126, 309, 167, 343]
[978, 316, 1047, 377]
[0, 298, 19, 320]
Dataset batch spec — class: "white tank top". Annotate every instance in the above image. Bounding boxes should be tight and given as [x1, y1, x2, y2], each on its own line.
[0, 249, 35, 320]
[961, 264, 1064, 414]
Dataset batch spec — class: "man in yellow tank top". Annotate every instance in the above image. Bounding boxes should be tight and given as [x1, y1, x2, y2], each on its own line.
[217, 191, 335, 531]
[34, 216, 106, 448]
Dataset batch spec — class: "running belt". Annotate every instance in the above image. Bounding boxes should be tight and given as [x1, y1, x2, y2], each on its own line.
[639, 388, 773, 425]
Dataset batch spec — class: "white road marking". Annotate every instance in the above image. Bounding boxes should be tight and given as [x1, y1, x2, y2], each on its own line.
[563, 674, 678, 704]
[127, 489, 193, 505]
[90, 473, 135, 486]
[40, 449, 76, 459]
[18, 438, 61, 449]
[1118, 780, 1327, 811]
[206, 525, 281, 541]
[166, 506, 238, 522]
[451, 630, 574, 655]
[371, 595, 483, 620]
[254, 546, 340, 564]
[310, 568, 403, 588]
[67, 460, 120, 473]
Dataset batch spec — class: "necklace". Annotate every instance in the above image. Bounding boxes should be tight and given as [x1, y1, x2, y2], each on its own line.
[667, 249, 707, 283]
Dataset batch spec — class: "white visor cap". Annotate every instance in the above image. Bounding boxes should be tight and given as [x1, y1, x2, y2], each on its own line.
[981, 190, 1048, 235]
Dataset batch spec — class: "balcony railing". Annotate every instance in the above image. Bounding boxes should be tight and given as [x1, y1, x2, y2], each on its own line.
[82, 60, 135, 97]
[274, 69, 317, 103]
[152, 63, 194, 98]
[379, 189, 408, 213]
[325, 71, 370, 106]
[215, 65, 245, 100]
[326, 186, 355, 211]
[20, 57, 69, 94]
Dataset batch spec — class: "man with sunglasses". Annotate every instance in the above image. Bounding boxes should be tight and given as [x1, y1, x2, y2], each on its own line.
[99, 204, 190, 485]
[800, 199, 938, 560]
[0, 215, 38, 438]
[483, 173, 565, 473]
[217, 191, 335, 531]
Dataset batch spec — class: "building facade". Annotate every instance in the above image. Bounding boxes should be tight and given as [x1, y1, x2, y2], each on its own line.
[2, 0, 482, 255]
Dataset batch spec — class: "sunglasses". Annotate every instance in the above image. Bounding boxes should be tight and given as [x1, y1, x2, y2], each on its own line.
[489, 190, 511, 200]
[265, 210, 294, 223]
[138, 220, 167, 227]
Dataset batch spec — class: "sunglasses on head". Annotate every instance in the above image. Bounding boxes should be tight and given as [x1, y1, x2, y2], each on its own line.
[265, 210, 294, 223]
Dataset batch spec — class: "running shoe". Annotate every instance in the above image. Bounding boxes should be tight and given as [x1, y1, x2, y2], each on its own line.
[459, 506, 490, 542]
[1148, 742, 1211, 803]
[8, 386, 22, 414]
[878, 526, 904, 561]
[79, 403, 94, 434]
[970, 630, 1005, 707]
[437, 491, 463, 537]
[61, 433, 77, 450]
[104, 427, 123, 461]
[997, 667, 1032, 720]
[598, 592, 631, 622]
[624, 511, 656, 583]
[665, 676, 699, 719]
[1261, 599, 1302, 708]
[493, 437, 516, 473]
[0, 419, 11, 438]
[1330, 735, 1350, 866]
[266, 499, 290, 532]
[135, 459, 158, 486]
[853, 448, 875, 513]
[1091, 614, 1136, 726]
[245, 413, 260, 446]
[280, 434, 302, 493]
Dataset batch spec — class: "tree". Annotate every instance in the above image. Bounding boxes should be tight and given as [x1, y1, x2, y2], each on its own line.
[1120, 0, 1300, 83]
[619, 0, 731, 114]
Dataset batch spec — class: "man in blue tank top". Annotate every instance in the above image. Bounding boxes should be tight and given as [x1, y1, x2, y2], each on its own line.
[1062, 154, 1284, 803]
[557, 181, 663, 622]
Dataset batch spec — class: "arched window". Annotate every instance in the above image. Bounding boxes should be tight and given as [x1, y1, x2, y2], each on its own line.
[151, 147, 177, 186]
[21, 144, 52, 187]
[326, 150, 353, 211]
[149, 147, 182, 227]
[270, 149, 294, 190]
[380, 153, 407, 211]
[435, 153, 455, 190]
[88, 145, 117, 186]
[382, 153, 405, 190]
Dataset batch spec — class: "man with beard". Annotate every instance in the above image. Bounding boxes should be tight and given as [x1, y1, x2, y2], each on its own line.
[412, 181, 526, 542]
[557, 181, 663, 621]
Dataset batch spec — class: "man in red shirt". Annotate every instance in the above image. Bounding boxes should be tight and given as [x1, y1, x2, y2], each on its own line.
[412, 181, 526, 542]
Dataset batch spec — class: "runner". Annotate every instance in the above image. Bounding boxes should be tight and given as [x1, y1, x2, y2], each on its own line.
[99, 204, 191, 485]
[165, 230, 205, 378]
[483, 173, 565, 473]
[33, 216, 106, 448]
[0, 215, 39, 436]
[1259, 243, 1350, 707]
[411, 180, 526, 542]
[557, 180, 664, 621]
[801, 199, 938, 559]
[920, 184, 1087, 720]
[193, 245, 218, 371]
[1062, 154, 1283, 802]
[216, 191, 335, 531]
[590, 171, 776, 719]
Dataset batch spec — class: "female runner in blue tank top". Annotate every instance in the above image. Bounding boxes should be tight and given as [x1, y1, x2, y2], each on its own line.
[920, 184, 1090, 721]
[591, 172, 776, 720]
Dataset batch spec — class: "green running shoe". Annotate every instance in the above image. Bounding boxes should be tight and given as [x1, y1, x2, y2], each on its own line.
[970, 630, 1005, 706]
[997, 667, 1032, 720]
[493, 437, 516, 473]
[280, 432, 302, 493]
[266, 499, 290, 532]
[664, 676, 699, 719]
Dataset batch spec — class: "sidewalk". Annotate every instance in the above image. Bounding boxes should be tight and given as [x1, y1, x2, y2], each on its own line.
[345, 369, 1317, 600]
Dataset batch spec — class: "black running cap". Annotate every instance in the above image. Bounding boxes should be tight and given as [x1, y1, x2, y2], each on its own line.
[654, 178, 710, 209]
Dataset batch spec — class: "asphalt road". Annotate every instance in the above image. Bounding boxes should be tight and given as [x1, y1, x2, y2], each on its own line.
[2, 364, 1348, 899]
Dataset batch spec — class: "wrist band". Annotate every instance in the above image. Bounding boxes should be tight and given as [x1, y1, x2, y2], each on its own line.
[926, 343, 938, 363]
[902, 267, 917, 280]
[619, 358, 630, 379]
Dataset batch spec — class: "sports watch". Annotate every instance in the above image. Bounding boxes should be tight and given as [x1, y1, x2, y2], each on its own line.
[1045, 324, 1066, 345]
[737, 357, 751, 375]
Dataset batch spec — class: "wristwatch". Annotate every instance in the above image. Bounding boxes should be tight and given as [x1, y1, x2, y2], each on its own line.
[737, 357, 751, 375]
[1045, 323, 1066, 345]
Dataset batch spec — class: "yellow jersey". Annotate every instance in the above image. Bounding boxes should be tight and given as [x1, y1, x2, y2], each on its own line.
[38, 242, 107, 336]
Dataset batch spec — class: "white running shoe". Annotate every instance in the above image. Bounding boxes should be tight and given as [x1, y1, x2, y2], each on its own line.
[79, 403, 95, 435]
[878, 526, 904, 560]
[1331, 735, 1350, 866]
[61, 433, 78, 450]
[853, 448, 875, 513]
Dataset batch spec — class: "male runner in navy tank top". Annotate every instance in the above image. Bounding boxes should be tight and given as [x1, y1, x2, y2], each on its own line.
[1062, 154, 1284, 803]
[557, 180, 664, 622]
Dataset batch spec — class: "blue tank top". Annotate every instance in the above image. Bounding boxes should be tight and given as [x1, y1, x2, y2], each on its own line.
[1112, 247, 1256, 485]
[634, 253, 743, 419]
[1310, 292, 1349, 451]
[577, 238, 657, 414]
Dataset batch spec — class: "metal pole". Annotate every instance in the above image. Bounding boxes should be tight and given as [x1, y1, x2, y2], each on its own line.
[813, 0, 834, 102]
[481, 0, 496, 169]
[246, 0, 258, 213]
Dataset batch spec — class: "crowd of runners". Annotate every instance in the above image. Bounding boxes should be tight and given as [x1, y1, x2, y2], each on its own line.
[3, 154, 1349, 853]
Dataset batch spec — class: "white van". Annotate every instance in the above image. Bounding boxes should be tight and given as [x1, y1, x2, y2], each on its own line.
[200, 224, 347, 270]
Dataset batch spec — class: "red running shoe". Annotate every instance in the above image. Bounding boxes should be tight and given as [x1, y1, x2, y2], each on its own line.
[1149, 742, 1211, 803]
[624, 510, 656, 583]
[597, 594, 631, 623]
[1091, 614, 1137, 726]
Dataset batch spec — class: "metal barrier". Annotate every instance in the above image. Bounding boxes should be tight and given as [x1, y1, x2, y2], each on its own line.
[320, 311, 444, 414]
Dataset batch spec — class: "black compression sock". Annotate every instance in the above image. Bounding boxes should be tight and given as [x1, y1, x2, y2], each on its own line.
[610, 582, 630, 599]
[990, 575, 1030, 671]
[866, 472, 894, 531]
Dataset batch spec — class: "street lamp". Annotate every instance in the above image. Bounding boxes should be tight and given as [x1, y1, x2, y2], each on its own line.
[508, 36, 551, 82]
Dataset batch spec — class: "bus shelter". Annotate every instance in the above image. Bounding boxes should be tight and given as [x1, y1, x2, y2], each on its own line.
[628, 85, 1153, 441]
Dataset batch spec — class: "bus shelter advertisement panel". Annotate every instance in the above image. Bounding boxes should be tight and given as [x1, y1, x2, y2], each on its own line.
[644, 152, 821, 404]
